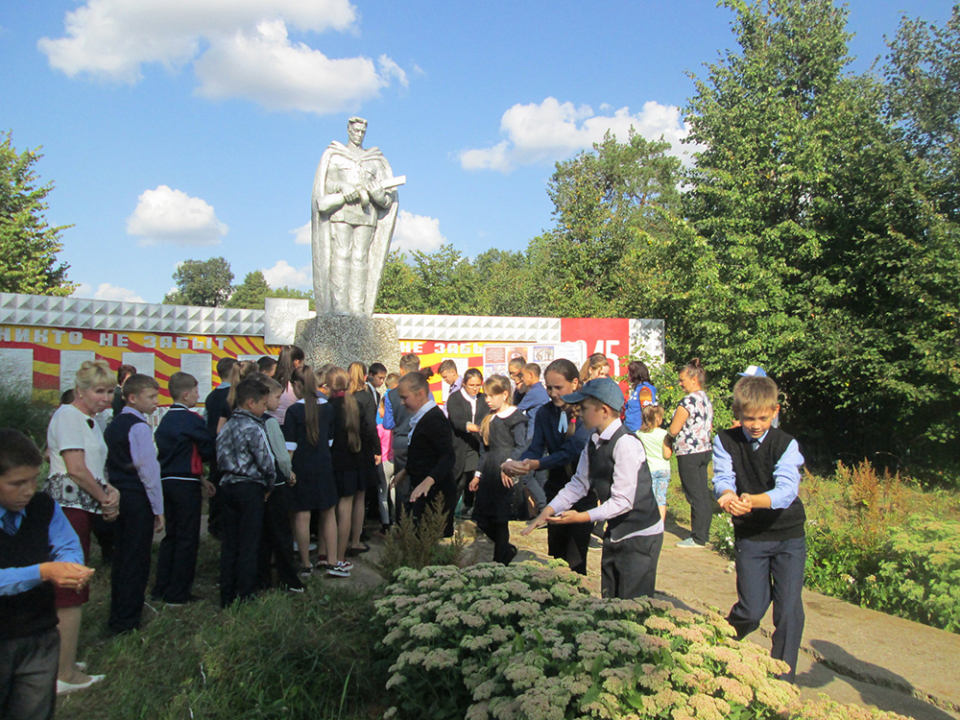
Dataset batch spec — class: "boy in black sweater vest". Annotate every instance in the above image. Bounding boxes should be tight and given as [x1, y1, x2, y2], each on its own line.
[713, 375, 806, 682]
[1, 429, 93, 719]
[104, 374, 164, 634]
[152, 372, 216, 605]
[523, 378, 663, 599]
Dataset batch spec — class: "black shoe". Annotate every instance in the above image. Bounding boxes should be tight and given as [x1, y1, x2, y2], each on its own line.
[504, 545, 518, 566]
[346, 544, 370, 557]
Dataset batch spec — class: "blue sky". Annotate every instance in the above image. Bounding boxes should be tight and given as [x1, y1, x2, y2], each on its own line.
[0, 0, 952, 304]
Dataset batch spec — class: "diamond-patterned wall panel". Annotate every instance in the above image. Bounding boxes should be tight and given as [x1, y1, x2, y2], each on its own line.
[1, 292, 266, 336]
[381, 314, 562, 342]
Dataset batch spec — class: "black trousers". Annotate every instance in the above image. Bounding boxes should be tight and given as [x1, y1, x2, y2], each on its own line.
[0, 628, 58, 720]
[475, 519, 515, 564]
[677, 451, 713, 545]
[219, 482, 265, 608]
[257, 484, 302, 591]
[600, 532, 663, 599]
[110, 489, 154, 633]
[455, 469, 476, 509]
[547, 522, 592, 576]
[153, 479, 202, 603]
[728, 536, 806, 682]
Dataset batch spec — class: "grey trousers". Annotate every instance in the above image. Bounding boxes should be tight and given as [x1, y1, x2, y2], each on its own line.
[727, 536, 806, 682]
[600, 532, 663, 599]
[0, 627, 59, 720]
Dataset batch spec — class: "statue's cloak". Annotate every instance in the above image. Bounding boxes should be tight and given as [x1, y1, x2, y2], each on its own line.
[311, 141, 398, 315]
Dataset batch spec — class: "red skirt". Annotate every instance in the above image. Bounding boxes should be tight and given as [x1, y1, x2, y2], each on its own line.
[55, 508, 92, 607]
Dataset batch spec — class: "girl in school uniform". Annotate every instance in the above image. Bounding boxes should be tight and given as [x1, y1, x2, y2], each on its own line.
[282, 366, 340, 577]
[327, 367, 372, 576]
[469, 375, 528, 564]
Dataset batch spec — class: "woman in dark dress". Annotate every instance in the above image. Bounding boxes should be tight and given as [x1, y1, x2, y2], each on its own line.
[283, 366, 337, 575]
[446, 368, 488, 516]
[470, 374, 528, 564]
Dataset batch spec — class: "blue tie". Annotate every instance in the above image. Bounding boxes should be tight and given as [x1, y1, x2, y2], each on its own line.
[751, 439, 761, 452]
[2, 511, 19, 536]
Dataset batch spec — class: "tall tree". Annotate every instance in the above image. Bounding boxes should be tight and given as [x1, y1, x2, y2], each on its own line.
[0, 132, 75, 296]
[226, 270, 271, 309]
[164, 257, 234, 307]
[684, 0, 960, 465]
[885, 4, 960, 220]
[533, 130, 683, 317]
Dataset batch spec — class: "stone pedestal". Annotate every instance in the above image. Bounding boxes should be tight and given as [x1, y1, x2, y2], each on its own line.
[294, 315, 400, 373]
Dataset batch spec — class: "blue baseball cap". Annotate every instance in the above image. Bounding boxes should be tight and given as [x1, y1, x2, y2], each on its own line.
[561, 378, 625, 412]
[739, 365, 767, 377]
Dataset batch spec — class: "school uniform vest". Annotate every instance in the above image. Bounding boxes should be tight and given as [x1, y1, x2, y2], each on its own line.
[588, 425, 661, 542]
[104, 412, 148, 493]
[718, 427, 806, 541]
[0, 493, 58, 640]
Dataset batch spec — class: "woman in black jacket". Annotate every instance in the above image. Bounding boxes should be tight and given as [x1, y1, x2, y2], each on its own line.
[445, 368, 488, 517]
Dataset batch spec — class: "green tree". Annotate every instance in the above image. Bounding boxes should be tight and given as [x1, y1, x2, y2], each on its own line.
[885, 4, 960, 220]
[164, 257, 234, 307]
[533, 130, 683, 317]
[0, 132, 75, 296]
[226, 270, 271, 309]
[375, 249, 423, 313]
[683, 0, 960, 466]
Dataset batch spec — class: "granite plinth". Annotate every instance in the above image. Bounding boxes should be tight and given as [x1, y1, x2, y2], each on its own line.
[294, 315, 399, 373]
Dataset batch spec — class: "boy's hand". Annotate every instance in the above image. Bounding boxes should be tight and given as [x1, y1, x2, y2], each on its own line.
[154, 514, 165, 534]
[521, 507, 555, 535]
[287, 472, 297, 487]
[390, 469, 407, 489]
[468, 476, 479, 492]
[201, 478, 216, 498]
[40, 562, 95, 590]
[717, 490, 738, 513]
[466, 422, 480, 433]
[738, 493, 755, 512]
[546, 510, 590, 526]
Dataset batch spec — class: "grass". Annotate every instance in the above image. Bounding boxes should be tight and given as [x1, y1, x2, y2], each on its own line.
[58, 537, 385, 720]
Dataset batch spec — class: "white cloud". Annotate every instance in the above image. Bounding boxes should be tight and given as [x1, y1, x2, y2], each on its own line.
[262, 260, 311, 288]
[391, 210, 446, 253]
[459, 97, 697, 173]
[38, 0, 405, 114]
[127, 185, 228, 247]
[72, 282, 146, 303]
[291, 222, 311, 245]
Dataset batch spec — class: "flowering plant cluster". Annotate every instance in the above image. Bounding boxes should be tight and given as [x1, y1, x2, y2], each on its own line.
[374, 562, 905, 720]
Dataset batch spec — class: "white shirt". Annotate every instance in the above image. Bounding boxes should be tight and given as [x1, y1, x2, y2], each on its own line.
[549, 419, 664, 542]
[409, 399, 438, 434]
[459, 386, 478, 419]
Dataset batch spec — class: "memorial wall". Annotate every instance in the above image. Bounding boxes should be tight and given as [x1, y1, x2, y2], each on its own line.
[0, 292, 664, 406]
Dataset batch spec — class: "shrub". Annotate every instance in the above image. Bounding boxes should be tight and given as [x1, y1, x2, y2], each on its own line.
[0, 385, 56, 450]
[374, 563, 906, 720]
[378, 495, 465, 579]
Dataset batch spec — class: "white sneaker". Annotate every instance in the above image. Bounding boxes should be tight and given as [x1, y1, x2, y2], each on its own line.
[326, 562, 351, 578]
[57, 674, 105, 694]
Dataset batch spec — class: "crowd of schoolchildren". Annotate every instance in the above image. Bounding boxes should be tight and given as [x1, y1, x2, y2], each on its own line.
[1, 346, 808, 718]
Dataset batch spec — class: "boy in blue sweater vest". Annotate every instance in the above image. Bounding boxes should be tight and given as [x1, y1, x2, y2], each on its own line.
[713, 375, 806, 682]
[152, 372, 216, 605]
[523, 378, 663, 599]
[1, 429, 92, 719]
[104, 374, 164, 634]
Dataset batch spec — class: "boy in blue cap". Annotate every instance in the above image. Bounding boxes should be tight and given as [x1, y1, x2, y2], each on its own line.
[522, 378, 663, 599]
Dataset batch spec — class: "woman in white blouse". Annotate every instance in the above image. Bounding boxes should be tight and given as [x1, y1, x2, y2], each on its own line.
[45, 360, 120, 693]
